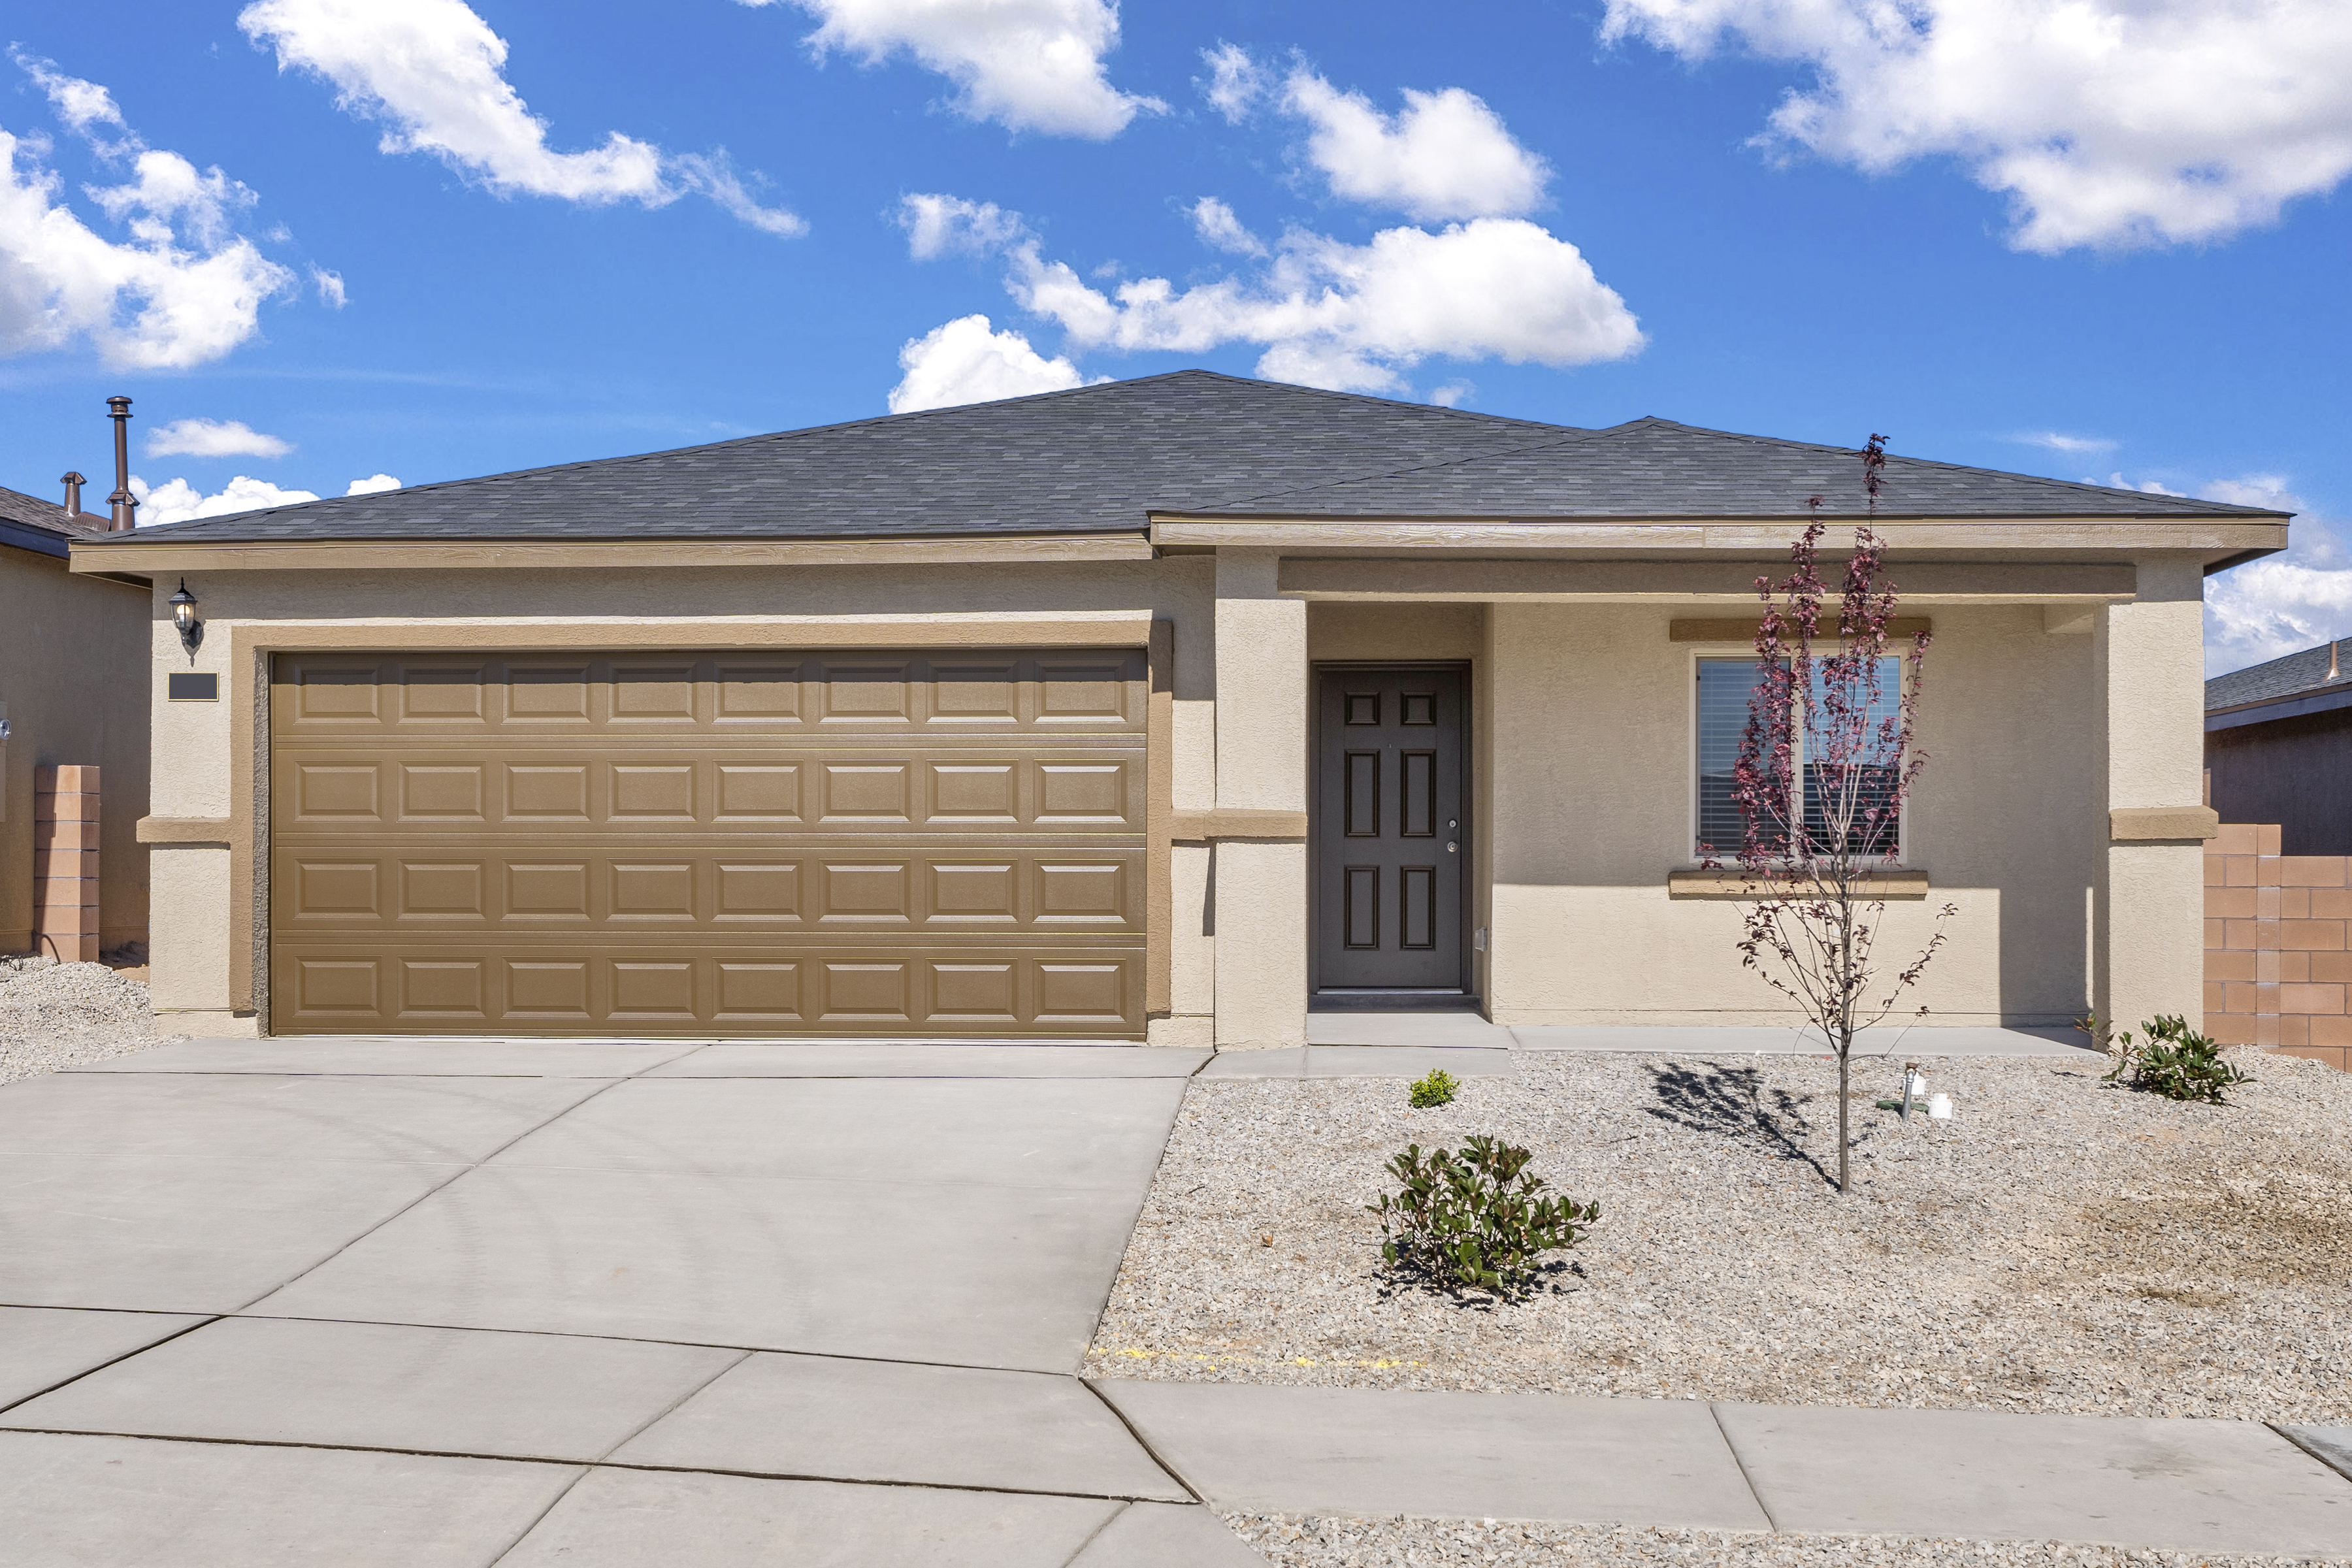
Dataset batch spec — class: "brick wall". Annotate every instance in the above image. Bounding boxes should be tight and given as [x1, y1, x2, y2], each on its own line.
[33, 764, 101, 964]
[2204, 823, 2352, 1070]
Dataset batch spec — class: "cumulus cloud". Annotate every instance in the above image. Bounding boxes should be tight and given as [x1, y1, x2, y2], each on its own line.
[0, 129, 295, 369]
[147, 418, 292, 459]
[310, 266, 346, 307]
[749, 0, 1162, 139]
[1200, 42, 1267, 123]
[900, 192, 1643, 394]
[887, 313, 1095, 412]
[2014, 430, 2114, 454]
[1188, 197, 1265, 256]
[1282, 71, 1549, 220]
[239, 0, 803, 235]
[10, 50, 129, 144]
[133, 473, 318, 524]
[346, 472, 400, 495]
[1601, 0, 2352, 252]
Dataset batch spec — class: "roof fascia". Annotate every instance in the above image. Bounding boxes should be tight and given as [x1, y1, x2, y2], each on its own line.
[2205, 684, 2352, 731]
[70, 534, 1154, 574]
[0, 518, 73, 559]
[1277, 558, 2139, 602]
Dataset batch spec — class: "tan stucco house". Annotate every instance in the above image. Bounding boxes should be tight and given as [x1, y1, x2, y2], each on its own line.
[2, 484, 150, 960]
[69, 372, 2286, 1044]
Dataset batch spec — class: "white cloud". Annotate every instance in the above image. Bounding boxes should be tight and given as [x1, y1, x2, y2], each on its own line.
[902, 192, 1644, 394]
[1429, 380, 1474, 408]
[1282, 72, 1549, 221]
[755, 0, 1162, 139]
[147, 418, 292, 459]
[1200, 42, 1266, 123]
[10, 50, 128, 141]
[132, 472, 318, 524]
[1601, 0, 2352, 252]
[2102, 471, 2185, 497]
[310, 266, 346, 307]
[1188, 197, 1265, 256]
[345, 472, 400, 495]
[0, 128, 295, 369]
[2014, 430, 2114, 454]
[887, 313, 1095, 412]
[239, 0, 802, 235]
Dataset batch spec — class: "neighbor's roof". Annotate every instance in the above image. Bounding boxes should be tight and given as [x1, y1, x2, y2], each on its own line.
[0, 485, 108, 558]
[82, 371, 2289, 547]
[2207, 639, 2352, 715]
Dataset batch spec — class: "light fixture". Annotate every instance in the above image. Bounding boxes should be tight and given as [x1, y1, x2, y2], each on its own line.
[169, 579, 203, 661]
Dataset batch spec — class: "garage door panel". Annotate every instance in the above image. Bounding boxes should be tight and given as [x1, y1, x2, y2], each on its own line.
[272, 649, 1147, 1037]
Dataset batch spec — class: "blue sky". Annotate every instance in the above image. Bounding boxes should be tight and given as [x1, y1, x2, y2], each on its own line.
[3, 0, 2347, 673]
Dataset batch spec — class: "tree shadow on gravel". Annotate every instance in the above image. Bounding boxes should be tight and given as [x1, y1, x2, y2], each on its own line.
[1642, 1062, 1837, 1189]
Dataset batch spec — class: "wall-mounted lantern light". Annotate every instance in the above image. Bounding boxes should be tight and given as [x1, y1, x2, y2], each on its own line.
[169, 579, 203, 661]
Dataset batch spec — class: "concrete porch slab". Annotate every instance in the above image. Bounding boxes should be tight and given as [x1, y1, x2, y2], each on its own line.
[1090, 1379, 1768, 1530]
[1070, 1501, 1271, 1566]
[2278, 1425, 2352, 1484]
[0, 1429, 580, 1567]
[0, 1307, 208, 1410]
[1198, 1045, 1517, 1079]
[67, 1037, 697, 1077]
[1, 1316, 743, 1464]
[1716, 1402, 2352, 1555]
[495, 1466, 1119, 1567]
[648, 1045, 1209, 1079]
[611, 1352, 1186, 1501]
[1306, 1011, 1514, 1047]
[1511, 1024, 2098, 1057]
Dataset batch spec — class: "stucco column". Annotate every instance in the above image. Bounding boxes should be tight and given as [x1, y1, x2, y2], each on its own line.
[2093, 555, 2213, 1036]
[1211, 549, 1308, 1047]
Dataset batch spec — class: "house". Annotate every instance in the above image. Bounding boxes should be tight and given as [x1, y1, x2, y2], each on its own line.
[1, 482, 150, 961]
[69, 372, 2285, 1043]
[2205, 639, 2352, 855]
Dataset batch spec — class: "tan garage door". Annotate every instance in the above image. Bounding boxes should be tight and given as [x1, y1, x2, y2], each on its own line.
[269, 649, 1147, 1037]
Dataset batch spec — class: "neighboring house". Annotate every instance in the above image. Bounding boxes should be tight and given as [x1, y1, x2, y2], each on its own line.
[0, 484, 151, 959]
[2205, 639, 2352, 855]
[70, 372, 2284, 1043]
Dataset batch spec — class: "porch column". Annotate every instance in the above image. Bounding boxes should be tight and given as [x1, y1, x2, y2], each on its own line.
[1212, 549, 1308, 1047]
[2093, 554, 2216, 1036]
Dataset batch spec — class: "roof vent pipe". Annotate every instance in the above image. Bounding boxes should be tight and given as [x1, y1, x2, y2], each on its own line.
[61, 472, 84, 515]
[106, 396, 137, 532]
[2330, 640, 2342, 684]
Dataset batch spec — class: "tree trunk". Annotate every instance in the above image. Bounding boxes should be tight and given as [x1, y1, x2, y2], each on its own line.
[1837, 1047, 1851, 1194]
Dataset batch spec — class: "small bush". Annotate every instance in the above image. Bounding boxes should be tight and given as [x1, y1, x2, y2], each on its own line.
[1408, 1068, 1459, 1108]
[2104, 1014, 2250, 1103]
[1367, 1135, 1599, 1300]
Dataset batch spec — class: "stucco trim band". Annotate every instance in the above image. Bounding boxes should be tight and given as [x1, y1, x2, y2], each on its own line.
[1278, 560, 2136, 602]
[137, 817, 232, 845]
[1667, 868, 1932, 900]
[1170, 809, 1310, 841]
[2109, 806, 2221, 843]
[1670, 617, 1932, 643]
[71, 536, 1155, 574]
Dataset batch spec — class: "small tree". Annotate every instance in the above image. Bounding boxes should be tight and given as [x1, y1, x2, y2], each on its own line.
[1710, 438, 1956, 1194]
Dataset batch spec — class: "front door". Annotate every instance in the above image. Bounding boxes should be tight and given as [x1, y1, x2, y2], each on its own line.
[1313, 665, 1467, 998]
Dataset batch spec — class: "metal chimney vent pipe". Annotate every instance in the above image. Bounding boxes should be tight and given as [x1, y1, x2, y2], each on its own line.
[61, 472, 84, 516]
[106, 396, 136, 532]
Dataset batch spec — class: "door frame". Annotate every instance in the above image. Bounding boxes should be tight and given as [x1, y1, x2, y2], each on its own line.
[1307, 659, 1475, 1008]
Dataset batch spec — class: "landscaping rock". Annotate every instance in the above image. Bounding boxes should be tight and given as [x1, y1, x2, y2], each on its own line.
[0, 957, 180, 1086]
[1092, 1051, 2352, 1423]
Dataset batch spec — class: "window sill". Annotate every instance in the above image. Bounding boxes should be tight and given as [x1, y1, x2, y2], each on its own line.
[1668, 868, 1931, 900]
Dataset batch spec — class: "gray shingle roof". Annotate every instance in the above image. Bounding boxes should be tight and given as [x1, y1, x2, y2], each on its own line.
[2208, 640, 2352, 711]
[0, 485, 107, 557]
[82, 371, 2287, 547]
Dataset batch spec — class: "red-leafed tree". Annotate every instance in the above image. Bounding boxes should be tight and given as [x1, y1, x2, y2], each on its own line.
[1710, 437, 1957, 1194]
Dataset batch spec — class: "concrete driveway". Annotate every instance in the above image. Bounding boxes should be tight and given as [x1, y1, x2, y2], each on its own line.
[0, 1038, 1261, 1567]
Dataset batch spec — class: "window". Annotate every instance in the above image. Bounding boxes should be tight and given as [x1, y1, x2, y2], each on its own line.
[1696, 656, 1906, 860]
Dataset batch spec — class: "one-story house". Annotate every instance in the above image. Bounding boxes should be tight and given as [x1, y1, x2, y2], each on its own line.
[1, 483, 150, 961]
[70, 372, 2286, 1043]
[2205, 639, 2352, 855]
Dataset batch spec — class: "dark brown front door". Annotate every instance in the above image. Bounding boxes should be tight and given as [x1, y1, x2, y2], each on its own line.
[1313, 665, 1467, 996]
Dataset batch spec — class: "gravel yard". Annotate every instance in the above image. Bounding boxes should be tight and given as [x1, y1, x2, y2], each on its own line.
[1090, 1049, 2352, 1422]
[1224, 1514, 2352, 1568]
[0, 956, 178, 1086]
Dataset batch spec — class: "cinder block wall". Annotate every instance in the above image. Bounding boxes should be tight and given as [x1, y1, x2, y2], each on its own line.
[2204, 823, 2351, 1070]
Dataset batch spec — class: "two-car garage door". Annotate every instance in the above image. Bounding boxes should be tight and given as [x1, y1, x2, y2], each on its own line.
[269, 649, 1146, 1037]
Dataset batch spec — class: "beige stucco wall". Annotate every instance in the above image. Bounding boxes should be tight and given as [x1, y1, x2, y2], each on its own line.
[1483, 601, 2100, 1028]
[0, 549, 149, 955]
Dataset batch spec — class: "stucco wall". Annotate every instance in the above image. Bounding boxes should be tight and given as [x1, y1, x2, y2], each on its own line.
[0, 549, 149, 955]
[1483, 602, 2098, 1027]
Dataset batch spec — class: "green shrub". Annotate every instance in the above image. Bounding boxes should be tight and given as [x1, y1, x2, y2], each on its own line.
[1408, 1068, 1460, 1108]
[1367, 1135, 1599, 1300]
[2104, 1014, 2251, 1103]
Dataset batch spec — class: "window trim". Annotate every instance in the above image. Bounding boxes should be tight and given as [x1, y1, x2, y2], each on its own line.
[1689, 649, 1910, 866]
